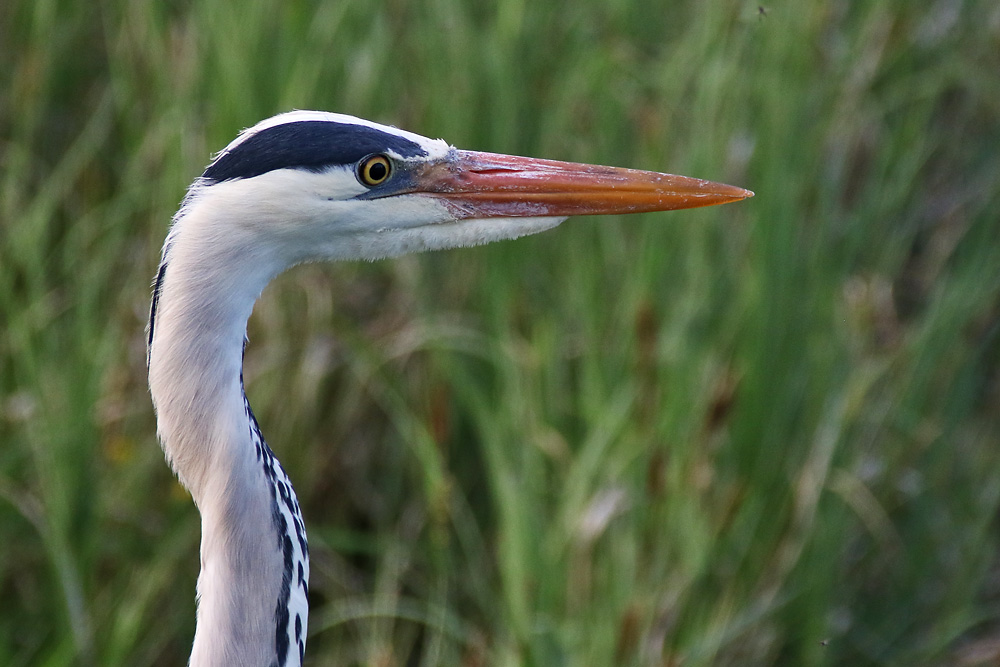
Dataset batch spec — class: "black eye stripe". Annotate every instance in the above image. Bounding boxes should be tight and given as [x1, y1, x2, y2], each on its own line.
[203, 121, 427, 182]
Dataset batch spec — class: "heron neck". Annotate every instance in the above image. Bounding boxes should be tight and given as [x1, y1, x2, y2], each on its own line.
[148, 211, 307, 666]
[148, 201, 283, 497]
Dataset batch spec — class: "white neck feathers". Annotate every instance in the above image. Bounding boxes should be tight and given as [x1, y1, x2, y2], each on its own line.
[148, 193, 306, 666]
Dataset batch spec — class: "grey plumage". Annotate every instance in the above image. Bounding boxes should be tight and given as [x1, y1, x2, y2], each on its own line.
[147, 110, 751, 666]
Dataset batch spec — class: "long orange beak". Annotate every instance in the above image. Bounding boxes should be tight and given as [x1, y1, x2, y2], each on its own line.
[414, 149, 753, 218]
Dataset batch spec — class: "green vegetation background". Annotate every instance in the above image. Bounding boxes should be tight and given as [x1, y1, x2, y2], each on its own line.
[2, 1, 999, 665]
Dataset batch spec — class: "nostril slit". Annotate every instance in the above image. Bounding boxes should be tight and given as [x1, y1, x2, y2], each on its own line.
[471, 168, 519, 175]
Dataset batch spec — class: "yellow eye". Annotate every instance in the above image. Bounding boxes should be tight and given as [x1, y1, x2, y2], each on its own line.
[358, 155, 391, 186]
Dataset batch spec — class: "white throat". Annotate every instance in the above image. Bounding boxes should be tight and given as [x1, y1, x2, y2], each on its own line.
[148, 196, 308, 666]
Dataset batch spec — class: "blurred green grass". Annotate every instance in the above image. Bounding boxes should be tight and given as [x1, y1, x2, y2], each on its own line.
[2, 0, 1000, 664]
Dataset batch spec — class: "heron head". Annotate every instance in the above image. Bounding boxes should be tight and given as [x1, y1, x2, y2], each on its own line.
[178, 111, 751, 267]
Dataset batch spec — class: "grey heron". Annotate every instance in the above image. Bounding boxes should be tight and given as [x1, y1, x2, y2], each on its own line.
[147, 110, 752, 666]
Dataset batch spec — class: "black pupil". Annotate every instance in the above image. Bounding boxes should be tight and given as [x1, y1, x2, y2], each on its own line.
[367, 160, 387, 182]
